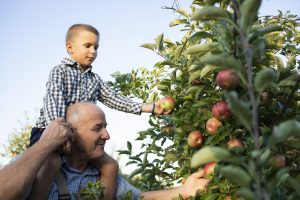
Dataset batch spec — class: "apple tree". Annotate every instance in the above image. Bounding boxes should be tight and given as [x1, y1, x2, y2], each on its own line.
[109, 0, 300, 199]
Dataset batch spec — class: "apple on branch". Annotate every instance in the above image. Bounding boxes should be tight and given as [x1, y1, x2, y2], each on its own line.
[159, 96, 176, 112]
[212, 101, 231, 120]
[270, 155, 286, 169]
[227, 138, 243, 149]
[204, 162, 217, 177]
[216, 69, 239, 90]
[206, 117, 222, 135]
[187, 130, 204, 148]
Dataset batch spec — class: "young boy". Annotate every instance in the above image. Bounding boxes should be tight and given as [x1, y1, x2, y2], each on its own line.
[28, 24, 168, 200]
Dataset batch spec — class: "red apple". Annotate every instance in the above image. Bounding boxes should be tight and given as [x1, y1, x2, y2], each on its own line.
[204, 162, 217, 176]
[206, 117, 222, 135]
[160, 96, 176, 111]
[270, 155, 286, 169]
[191, 79, 200, 85]
[260, 91, 270, 105]
[227, 138, 243, 149]
[187, 131, 204, 148]
[216, 69, 239, 90]
[212, 101, 231, 120]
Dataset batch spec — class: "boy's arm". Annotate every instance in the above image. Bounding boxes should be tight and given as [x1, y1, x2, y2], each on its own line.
[44, 66, 67, 125]
[91, 152, 119, 200]
[97, 76, 143, 114]
[97, 76, 172, 115]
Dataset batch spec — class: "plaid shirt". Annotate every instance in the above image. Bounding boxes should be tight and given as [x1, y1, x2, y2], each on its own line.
[47, 158, 141, 200]
[35, 58, 142, 128]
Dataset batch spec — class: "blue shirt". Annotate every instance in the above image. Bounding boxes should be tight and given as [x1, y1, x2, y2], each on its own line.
[47, 158, 141, 200]
[10, 155, 141, 200]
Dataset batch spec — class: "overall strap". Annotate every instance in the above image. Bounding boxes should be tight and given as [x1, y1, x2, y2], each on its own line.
[55, 170, 71, 200]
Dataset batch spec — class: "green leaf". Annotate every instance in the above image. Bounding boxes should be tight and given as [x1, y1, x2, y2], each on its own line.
[255, 25, 283, 36]
[200, 65, 216, 78]
[169, 19, 185, 27]
[187, 86, 200, 94]
[239, 0, 262, 31]
[129, 168, 143, 178]
[155, 33, 164, 51]
[127, 141, 132, 153]
[158, 60, 177, 67]
[189, 31, 214, 42]
[176, 8, 189, 18]
[278, 79, 296, 87]
[220, 165, 252, 187]
[269, 119, 300, 146]
[191, 6, 231, 21]
[189, 69, 202, 83]
[191, 146, 231, 168]
[236, 188, 255, 200]
[227, 91, 252, 131]
[140, 43, 156, 50]
[254, 68, 277, 92]
[164, 153, 177, 162]
[288, 177, 300, 196]
[189, 54, 242, 72]
[174, 45, 184, 61]
[186, 42, 219, 54]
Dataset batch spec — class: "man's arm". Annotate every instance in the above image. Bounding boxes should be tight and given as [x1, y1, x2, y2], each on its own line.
[140, 170, 209, 200]
[0, 118, 73, 200]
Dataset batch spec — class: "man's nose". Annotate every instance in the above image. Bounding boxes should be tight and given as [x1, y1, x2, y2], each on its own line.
[101, 128, 110, 140]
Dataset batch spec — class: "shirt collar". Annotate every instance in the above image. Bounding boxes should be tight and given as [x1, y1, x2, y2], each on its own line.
[61, 57, 92, 73]
[61, 156, 98, 176]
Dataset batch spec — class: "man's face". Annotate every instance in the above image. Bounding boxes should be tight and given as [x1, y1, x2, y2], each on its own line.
[73, 106, 110, 160]
[67, 30, 99, 69]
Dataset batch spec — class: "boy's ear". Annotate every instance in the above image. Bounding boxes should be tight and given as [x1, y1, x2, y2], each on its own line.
[66, 42, 73, 54]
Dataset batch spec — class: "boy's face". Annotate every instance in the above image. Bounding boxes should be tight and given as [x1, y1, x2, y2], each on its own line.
[66, 30, 99, 69]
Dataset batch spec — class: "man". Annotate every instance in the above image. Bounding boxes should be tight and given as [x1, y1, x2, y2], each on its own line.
[0, 102, 209, 200]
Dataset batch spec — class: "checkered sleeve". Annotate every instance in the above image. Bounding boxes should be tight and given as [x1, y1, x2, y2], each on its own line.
[43, 66, 66, 125]
[96, 75, 142, 115]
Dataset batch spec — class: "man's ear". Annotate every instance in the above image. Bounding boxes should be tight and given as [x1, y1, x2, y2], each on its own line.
[66, 42, 73, 54]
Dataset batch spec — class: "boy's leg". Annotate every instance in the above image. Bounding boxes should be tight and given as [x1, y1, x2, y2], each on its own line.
[29, 127, 45, 146]
[27, 153, 61, 200]
[91, 152, 119, 200]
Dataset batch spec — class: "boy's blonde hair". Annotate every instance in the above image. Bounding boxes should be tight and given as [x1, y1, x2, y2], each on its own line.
[65, 24, 99, 43]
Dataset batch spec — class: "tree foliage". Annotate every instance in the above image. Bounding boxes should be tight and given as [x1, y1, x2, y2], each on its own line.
[1, 113, 31, 157]
[109, 0, 300, 199]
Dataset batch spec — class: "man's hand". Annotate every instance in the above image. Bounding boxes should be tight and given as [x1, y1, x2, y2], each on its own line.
[179, 170, 210, 199]
[39, 118, 74, 153]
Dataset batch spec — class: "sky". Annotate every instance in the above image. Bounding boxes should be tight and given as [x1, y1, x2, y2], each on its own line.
[0, 0, 299, 171]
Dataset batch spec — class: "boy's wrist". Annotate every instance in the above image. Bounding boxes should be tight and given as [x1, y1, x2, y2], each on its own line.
[151, 103, 155, 115]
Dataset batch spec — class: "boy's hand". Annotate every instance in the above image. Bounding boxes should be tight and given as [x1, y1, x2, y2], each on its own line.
[154, 101, 173, 115]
